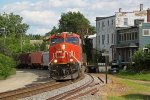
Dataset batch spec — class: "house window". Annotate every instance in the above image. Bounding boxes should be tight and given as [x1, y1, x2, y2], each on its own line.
[102, 35, 105, 44]
[135, 32, 138, 39]
[102, 22, 105, 28]
[99, 22, 101, 29]
[124, 18, 128, 25]
[107, 34, 109, 44]
[124, 33, 126, 41]
[99, 36, 100, 44]
[128, 33, 130, 40]
[132, 32, 135, 40]
[108, 20, 109, 26]
[112, 34, 113, 43]
[143, 29, 150, 36]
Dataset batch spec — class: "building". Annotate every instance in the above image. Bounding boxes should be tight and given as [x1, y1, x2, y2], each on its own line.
[116, 26, 139, 64]
[116, 23, 150, 65]
[96, 4, 149, 62]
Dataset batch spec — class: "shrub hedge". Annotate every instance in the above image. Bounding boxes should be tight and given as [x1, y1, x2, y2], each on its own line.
[0, 53, 16, 79]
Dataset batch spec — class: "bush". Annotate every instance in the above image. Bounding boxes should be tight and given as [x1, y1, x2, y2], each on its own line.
[0, 53, 16, 79]
[132, 49, 150, 72]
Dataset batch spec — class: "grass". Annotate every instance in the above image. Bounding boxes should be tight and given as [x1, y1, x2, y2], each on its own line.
[108, 94, 150, 100]
[116, 70, 150, 81]
[105, 71, 150, 100]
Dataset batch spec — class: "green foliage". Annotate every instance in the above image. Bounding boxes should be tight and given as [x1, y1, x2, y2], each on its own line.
[59, 11, 90, 37]
[0, 13, 29, 36]
[83, 37, 93, 63]
[0, 53, 16, 79]
[45, 26, 59, 36]
[132, 47, 150, 72]
[88, 26, 96, 34]
[40, 41, 47, 51]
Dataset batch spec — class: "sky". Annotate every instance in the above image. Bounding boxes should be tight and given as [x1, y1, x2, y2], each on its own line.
[0, 0, 150, 35]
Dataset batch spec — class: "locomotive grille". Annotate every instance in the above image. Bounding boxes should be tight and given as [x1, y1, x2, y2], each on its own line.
[56, 51, 65, 58]
[57, 53, 64, 57]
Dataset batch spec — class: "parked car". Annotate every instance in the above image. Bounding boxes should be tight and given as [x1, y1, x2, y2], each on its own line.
[108, 68, 119, 74]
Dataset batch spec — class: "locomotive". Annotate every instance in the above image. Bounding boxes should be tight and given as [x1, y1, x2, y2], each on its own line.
[48, 32, 83, 80]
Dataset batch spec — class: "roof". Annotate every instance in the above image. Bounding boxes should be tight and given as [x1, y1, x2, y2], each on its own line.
[96, 15, 115, 21]
[116, 26, 138, 31]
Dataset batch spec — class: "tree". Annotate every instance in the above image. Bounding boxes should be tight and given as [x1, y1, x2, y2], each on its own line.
[58, 11, 91, 38]
[0, 13, 30, 55]
[132, 44, 150, 72]
[89, 26, 96, 34]
[84, 36, 93, 64]
[45, 26, 59, 36]
[0, 13, 29, 36]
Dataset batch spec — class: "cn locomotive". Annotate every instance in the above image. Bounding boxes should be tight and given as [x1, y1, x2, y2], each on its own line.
[48, 32, 83, 80]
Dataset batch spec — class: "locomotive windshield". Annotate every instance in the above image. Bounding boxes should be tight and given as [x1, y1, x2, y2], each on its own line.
[50, 38, 64, 46]
[66, 37, 78, 45]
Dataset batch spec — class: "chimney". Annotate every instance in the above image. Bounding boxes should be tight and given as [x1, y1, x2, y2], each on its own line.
[140, 4, 143, 11]
[119, 8, 122, 12]
[147, 8, 150, 22]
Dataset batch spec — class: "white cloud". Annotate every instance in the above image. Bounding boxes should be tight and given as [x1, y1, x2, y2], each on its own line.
[30, 28, 51, 35]
[0, 0, 150, 35]
[21, 10, 59, 26]
[66, 8, 80, 13]
[47, 0, 88, 8]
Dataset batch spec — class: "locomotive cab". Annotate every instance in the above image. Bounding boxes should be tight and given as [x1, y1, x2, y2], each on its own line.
[48, 32, 81, 80]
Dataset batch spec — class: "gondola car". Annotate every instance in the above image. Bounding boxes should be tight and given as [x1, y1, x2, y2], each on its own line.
[48, 32, 82, 80]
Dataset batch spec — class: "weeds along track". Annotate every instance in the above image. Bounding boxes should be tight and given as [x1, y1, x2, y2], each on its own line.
[0, 75, 84, 100]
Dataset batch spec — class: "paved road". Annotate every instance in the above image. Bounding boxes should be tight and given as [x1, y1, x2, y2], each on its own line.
[0, 69, 49, 93]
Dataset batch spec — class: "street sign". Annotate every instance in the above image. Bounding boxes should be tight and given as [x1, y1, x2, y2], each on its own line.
[102, 51, 109, 56]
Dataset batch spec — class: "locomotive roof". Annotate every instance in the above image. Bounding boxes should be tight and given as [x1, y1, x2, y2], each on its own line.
[50, 32, 80, 38]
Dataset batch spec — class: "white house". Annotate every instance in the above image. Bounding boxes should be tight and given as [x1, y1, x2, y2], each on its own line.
[96, 4, 148, 62]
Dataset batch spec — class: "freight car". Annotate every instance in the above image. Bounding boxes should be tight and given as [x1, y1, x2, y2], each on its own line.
[18, 53, 31, 68]
[29, 51, 43, 69]
[18, 52, 49, 69]
[48, 32, 85, 80]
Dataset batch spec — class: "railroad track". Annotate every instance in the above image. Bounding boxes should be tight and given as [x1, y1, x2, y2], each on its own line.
[0, 74, 84, 100]
[47, 74, 97, 100]
[0, 74, 102, 100]
[0, 81, 59, 100]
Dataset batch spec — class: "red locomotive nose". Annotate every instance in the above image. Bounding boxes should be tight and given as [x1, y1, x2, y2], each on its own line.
[52, 44, 68, 64]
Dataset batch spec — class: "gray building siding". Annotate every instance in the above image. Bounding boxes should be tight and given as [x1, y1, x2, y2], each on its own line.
[139, 23, 150, 48]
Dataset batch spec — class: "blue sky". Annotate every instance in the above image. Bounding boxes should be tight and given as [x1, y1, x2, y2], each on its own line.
[0, 0, 150, 35]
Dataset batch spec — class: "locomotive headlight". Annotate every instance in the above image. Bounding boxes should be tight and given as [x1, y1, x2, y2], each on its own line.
[70, 58, 73, 62]
[62, 44, 65, 50]
[54, 59, 57, 63]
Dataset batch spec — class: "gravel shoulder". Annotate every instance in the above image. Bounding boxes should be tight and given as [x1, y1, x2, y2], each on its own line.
[0, 69, 49, 93]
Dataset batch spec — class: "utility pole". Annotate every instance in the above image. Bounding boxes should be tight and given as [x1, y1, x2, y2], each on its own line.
[102, 50, 109, 84]
[21, 33, 22, 52]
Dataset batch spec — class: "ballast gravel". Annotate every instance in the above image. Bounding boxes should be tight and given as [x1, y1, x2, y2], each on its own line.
[20, 74, 94, 100]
